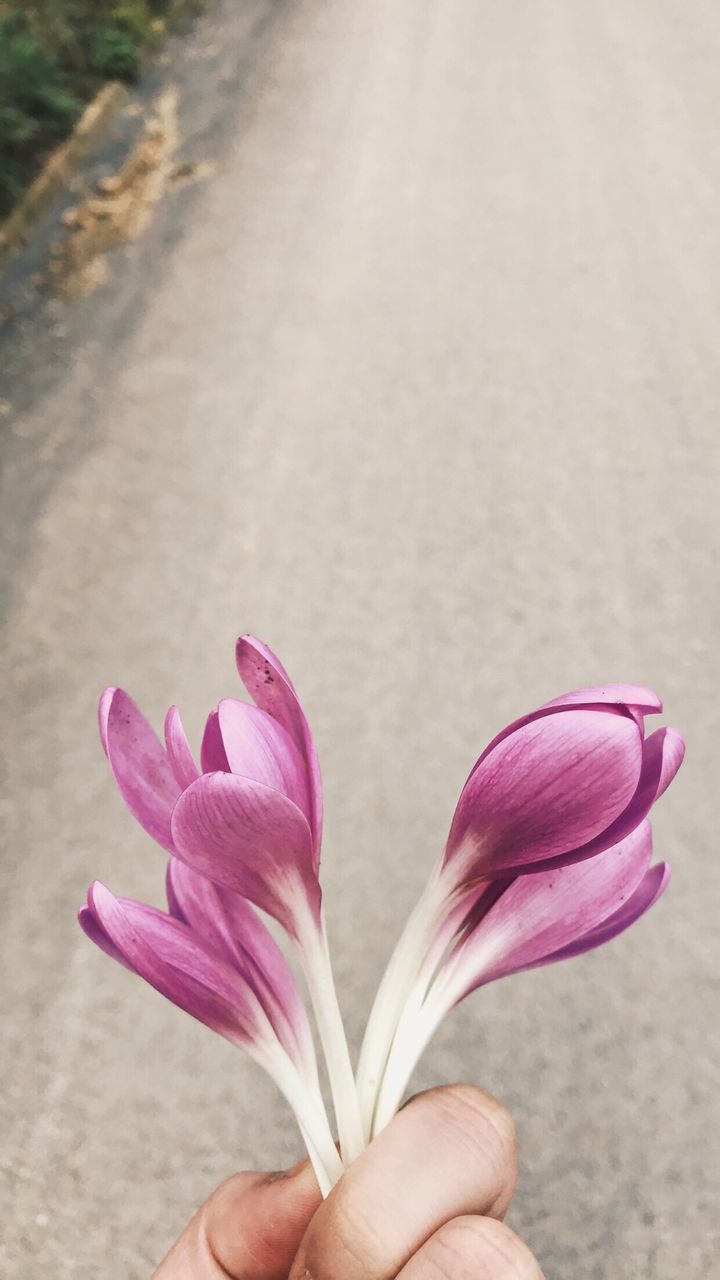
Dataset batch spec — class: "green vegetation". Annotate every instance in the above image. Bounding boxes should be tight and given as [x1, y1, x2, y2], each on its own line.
[0, 2, 189, 217]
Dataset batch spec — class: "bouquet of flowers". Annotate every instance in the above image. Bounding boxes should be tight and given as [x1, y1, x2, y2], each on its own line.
[80, 636, 683, 1194]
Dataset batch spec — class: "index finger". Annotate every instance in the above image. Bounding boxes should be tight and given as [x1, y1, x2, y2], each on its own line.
[289, 1085, 518, 1280]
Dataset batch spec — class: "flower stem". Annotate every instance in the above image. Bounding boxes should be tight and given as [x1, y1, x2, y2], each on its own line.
[355, 869, 448, 1140]
[265, 1042, 344, 1191]
[296, 913, 365, 1164]
[371, 987, 445, 1135]
[298, 1122, 334, 1197]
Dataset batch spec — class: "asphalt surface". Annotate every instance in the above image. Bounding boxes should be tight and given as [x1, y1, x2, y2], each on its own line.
[1, 1, 718, 1276]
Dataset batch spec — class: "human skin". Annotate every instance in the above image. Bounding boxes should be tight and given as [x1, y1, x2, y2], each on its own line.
[153, 1085, 544, 1279]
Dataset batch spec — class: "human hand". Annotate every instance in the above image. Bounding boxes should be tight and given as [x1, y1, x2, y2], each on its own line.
[153, 1085, 543, 1278]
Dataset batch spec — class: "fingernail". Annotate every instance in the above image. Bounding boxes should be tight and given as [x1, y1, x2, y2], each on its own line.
[264, 1157, 308, 1183]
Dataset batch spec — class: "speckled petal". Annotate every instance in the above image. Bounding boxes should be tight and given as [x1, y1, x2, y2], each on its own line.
[236, 636, 323, 864]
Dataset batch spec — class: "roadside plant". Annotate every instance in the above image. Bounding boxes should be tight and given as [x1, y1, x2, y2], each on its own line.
[80, 636, 683, 1193]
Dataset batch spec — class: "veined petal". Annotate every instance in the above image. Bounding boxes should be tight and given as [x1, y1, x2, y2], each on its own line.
[78, 904, 130, 970]
[218, 699, 310, 817]
[166, 859, 316, 1073]
[545, 862, 671, 962]
[84, 882, 269, 1050]
[369, 834, 669, 1138]
[653, 728, 686, 799]
[445, 707, 643, 876]
[236, 636, 323, 865]
[541, 726, 685, 871]
[164, 706, 200, 790]
[469, 684, 662, 780]
[171, 771, 320, 934]
[444, 821, 654, 998]
[200, 709, 230, 773]
[103, 689, 180, 853]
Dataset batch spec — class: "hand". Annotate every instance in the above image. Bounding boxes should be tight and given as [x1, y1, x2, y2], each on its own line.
[153, 1085, 543, 1278]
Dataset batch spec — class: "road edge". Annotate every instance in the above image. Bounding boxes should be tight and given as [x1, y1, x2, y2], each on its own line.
[0, 1, 203, 270]
[0, 84, 130, 270]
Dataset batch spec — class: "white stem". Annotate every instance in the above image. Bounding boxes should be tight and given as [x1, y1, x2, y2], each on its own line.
[298, 1123, 334, 1198]
[371, 984, 447, 1136]
[355, 873, 445, 1140]
[355, 862, 474, 1141]
[372, 883, 500, 1137]
[296, 913, 365, 1164]
[265, 1041, 344, 1191]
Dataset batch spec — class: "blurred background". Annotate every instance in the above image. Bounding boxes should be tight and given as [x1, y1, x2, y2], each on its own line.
[1, 1, 718, 1276]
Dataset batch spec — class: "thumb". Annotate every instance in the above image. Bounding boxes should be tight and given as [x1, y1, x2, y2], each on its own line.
[153, 1160, 322, 1279]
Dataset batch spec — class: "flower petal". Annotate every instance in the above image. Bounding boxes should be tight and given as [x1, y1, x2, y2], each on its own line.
[540, 684, 662, 715]
[445, 707, 644, 876]
[469, 684, 662, 780]
[78, 904, 130, 970]
[164, 706, 200, 790]
[103, 689, 180, 853]
[236, 636, 323, 864]
[218, 699, 310, 816]
[544, 862, 671, 962]
[98, 686, 116, 757]
[84, 881, 269, 1049]
[200, 709, 230, 773]
[166, 859, 316, 1073]
[545, 726, 685, 870]
[445, 821, 654, 997]
[171, 771, 320, 933]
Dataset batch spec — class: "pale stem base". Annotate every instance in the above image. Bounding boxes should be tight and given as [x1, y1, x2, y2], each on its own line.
[296, 911, 365, 1164]
[265, 1042, 344, 1192]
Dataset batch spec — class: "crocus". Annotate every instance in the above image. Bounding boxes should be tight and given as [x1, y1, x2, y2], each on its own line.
[371, 820, 670, 1133]
[94, 637, 363, 1163]
[79, 876, 342, 1194]
[355, 686, 684, 1137]
[81, 643, 684, 1192]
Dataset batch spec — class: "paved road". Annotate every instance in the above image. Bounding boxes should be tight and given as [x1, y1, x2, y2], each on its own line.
[1, 1, 718, 1275]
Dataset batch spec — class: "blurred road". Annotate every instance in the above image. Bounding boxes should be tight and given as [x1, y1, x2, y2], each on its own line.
[1, 1, 718, 1276]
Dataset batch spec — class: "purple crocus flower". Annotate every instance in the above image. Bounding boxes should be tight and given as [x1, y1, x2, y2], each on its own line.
[444, 685, 682, 880]
[355, 685, 684, 1137]
[371, 821, 671, 1132]
[81, 640, 684, 1182]
[97, 637, 323, 932]
[79, 878, 342, 1193]
[92, 636, 363, 1164]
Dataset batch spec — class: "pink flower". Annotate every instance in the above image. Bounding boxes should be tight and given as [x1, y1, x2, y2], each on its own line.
[81, 641, 685, 1183]
[356, 685, 684, 1137]
[371, 821, 671, 1131]
[79, 876, 342, 1193]
[444, 685, 683, 881]
[98, 636, 323, 932]
[92, 636, 363, 1167]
